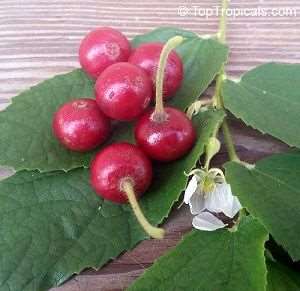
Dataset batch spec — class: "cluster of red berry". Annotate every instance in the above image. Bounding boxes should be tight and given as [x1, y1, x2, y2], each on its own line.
[52, 27, 196, 238]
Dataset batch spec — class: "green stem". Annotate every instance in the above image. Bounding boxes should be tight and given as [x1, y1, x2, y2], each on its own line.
[218, 0, 229, 44]
[222, 121, 240, 162]
[214, 0, 228, 109]
[153, 36, 184, 121]
[214, 71, 225, 109]
[213, 0, 240, 162]
[121, 180, 165, 239]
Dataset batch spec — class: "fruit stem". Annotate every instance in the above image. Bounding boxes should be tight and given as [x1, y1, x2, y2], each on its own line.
[222, 120, 240, 162]
[218, 0, 229, 45]
[121, 180, 165, 239]
[212, 0, 240, 162]
[153, 35, 184, 121]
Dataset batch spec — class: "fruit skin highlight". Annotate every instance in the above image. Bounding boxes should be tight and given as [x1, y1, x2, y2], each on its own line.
[52, 98, 111, 152]
[135, 107, 196, 162]
[95, 62, 153, 121]
[90, 142, 152, 203]
[79, 27, 131, 79]
[129, 42, 183, 99]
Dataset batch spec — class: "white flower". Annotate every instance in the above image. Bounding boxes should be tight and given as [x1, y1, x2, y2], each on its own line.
[184, 174, 242, 231]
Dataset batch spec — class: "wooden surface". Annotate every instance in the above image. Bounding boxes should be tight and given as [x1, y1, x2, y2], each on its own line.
[0, 0, 299, 290]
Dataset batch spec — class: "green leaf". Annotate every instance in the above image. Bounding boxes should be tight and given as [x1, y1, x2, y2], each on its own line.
[0, 70, 95, 172]
[128, 217, 268, 291]
[131, 27, 198, 46]
[0, 27, 227, 173]
[225, 152, 300, 261]
[0, 70, 135, 173]
[267, 260, 300, 291]
[0, 109, 225, 291]
[223, 63, 300, 148]
[132, 27, 229, 110]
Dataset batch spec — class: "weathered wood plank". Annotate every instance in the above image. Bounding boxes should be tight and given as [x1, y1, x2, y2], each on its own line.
[0, 0, 299, 101]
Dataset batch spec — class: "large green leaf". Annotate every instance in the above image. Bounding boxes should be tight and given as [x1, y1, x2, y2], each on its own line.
[0, 110, 225, 291]
[267, 260, 300, 291]
[225, 152, 300, 261]
[128, 217, 268, 291]
[132, 27, 229, 110]
[0, 70, 136, 173]
[223, 63, 300, 148]
[0, 70, 95, 172]
[0, 28, 227, 173]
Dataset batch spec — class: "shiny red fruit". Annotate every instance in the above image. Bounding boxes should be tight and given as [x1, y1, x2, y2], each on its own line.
[79, 27, 131, 79]
[90, 142, 153, 203]
[52, 98, 111, 152]
[135, 107, 196, 162]
[95, 62, 152, 121]
[128, 42, 183, 99]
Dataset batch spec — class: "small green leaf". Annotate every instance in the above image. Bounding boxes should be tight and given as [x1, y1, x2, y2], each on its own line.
[132, 27, 229, 110]
[223, 63, 300, 148]
[128, 217, 268, 291]
[267, 260, 300, 291]
[225, 152, 300, 261]
[0, 110, 225, 291]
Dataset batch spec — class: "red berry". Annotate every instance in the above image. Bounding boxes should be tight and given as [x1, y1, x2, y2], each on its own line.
[135, 107, 196, 162]
[90, 142, 152, 203]
[128, 42, 183, 99]
[95, 62, 152, 121]
[53, 98, 111, 152]
[79, 27, 131, 79]
[90, 142, 164, 239]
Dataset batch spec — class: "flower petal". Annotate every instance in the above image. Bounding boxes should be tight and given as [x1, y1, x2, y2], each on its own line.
[216, 184, 242, 217]
[230, 196, 242, 217]
[189, 191, 206, 215]
[184, 175, 198, 204]
[204, 183, 232, 214]
[204, 183, 242, 218]
[192, 212, 226, 231]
